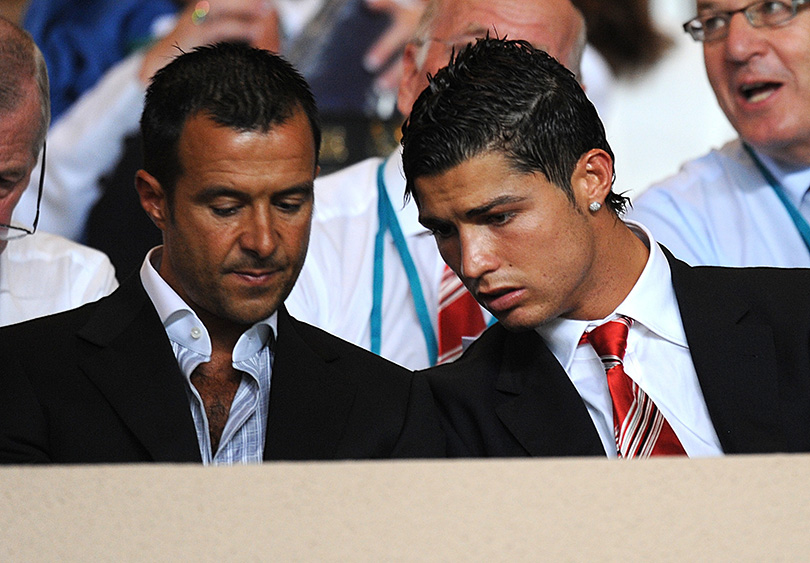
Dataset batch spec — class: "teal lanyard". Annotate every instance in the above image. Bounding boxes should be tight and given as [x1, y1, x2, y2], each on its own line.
[371, 161, 438, 365]
[743, 143, 810, 255]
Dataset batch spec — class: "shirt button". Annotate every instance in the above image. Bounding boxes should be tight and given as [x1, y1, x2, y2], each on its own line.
[190, 327, 202, 339]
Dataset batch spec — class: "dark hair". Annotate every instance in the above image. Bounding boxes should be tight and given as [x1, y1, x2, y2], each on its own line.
[141, 42, 320, 197]
[401, 37, 628, 215]
[571, 0, 672, 77]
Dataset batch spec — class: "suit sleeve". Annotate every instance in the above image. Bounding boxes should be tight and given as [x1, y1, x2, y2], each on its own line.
[0, 355, 51, 464]
[389, 372, 447, 458]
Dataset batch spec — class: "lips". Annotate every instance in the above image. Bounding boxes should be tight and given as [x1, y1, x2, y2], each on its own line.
[477, 286, 526, 314]
[230, 268, 282, 286]
[739, 81, 782, 104]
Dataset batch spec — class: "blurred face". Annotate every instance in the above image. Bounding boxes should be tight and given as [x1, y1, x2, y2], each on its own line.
[701, 0, 810, 164]
[415, 151, 600, 332]
[0, 87, 40, 253]
[397, 0, 583, 115]
[137, 110, 317, 330]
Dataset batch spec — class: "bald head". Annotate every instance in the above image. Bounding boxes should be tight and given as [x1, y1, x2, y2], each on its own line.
[397, 0, 585, 116]
[0, 16, 50, 155]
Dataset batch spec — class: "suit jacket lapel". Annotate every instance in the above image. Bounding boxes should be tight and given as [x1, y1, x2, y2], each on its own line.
[491, 326, 605, 456]
[666, 249, 786, 453]
[263, 307, 356, 460]
[76, 276, 201, 462]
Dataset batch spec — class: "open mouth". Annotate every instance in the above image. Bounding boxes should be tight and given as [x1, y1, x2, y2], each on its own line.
[740, 82, 781, 104]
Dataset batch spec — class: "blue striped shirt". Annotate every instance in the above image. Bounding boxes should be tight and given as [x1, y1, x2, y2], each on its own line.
[140, 248, 275, 465]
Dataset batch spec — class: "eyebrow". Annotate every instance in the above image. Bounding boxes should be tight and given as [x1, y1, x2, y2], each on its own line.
[465, 195, 527, 219]
[195, 182, 314, 203]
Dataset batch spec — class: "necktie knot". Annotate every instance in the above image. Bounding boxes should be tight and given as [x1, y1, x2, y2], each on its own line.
[582, 316, 632, 369]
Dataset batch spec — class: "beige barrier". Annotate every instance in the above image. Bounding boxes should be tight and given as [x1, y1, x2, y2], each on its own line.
[2, 455, 810, 561]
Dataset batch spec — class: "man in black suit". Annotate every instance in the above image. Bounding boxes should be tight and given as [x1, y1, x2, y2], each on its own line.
[0, 42, 444, 464]
[400, 37, 810, 458]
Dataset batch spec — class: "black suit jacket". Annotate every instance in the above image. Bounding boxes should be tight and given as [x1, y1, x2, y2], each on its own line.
[427, 250, 810, 457]
[0, 276, 445, 463]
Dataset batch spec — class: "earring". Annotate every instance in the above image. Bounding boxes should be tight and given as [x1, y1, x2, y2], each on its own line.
[588, 201, 602, 213]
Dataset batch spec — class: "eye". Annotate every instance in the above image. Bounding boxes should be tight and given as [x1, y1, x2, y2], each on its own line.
[758, 1, 789, 16]
[275, 198, 307, 214]
[486, 212, 514, 226]
[211, 205, 242, 217]
[702, 13, 728, 32]
[428, 223, 455, 239]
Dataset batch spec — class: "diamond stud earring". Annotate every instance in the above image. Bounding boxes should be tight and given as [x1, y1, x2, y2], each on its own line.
[588, 201, 602, 212]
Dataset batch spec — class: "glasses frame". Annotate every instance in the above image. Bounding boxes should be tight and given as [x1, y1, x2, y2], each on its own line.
[683, 0, 808, 42]
[0, 139, 45, 241]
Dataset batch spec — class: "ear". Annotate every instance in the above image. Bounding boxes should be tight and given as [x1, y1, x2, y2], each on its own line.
[135, 169, 169, 231]
[396, 42, 425, 117]
[570, 149, 614, 212]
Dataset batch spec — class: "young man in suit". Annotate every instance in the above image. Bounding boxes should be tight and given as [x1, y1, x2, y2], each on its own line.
[401, 37, 810, 458]
[0, 42, 445, 464]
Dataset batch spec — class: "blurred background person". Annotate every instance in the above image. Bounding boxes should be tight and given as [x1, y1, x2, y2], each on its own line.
[0, 16, 116, 326]
[627, 0, 810, 267]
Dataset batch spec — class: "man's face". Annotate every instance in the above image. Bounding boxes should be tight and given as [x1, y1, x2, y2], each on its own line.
[0, 88, 40, 253]
[415, 151, 600, 332]
[701, 0, 810, 165]
[138, 110, 317, 329]
[397, 0, 582, 115]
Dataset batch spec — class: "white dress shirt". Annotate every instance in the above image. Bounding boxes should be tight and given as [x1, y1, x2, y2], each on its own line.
[140, 247, 276, 465]
[0, 231, 117, 327]
[286, 149, 447, 369]
[537, 222, 723, 457]
[627, 139, 810, 267]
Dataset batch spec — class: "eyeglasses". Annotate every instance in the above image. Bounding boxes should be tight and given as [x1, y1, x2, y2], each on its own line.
[0, 140, 45, 241]
[683, 0, 808, 42]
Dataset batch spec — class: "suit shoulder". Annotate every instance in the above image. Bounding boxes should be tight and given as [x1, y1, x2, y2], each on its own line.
[286, 314, 412, 377]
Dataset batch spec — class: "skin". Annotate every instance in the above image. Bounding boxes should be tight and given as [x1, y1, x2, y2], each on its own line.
[397, 0, 584, 116]
[415, 150, 649, 331]
[0, 80, 41, 253]
[136, 109, 318, 350]
[700, 0, 810, 165]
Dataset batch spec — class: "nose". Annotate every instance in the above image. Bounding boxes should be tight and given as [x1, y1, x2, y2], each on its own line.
[458, 229, 498, 282]
[723, 11, 766, 62]
[240, 206, 277, 258]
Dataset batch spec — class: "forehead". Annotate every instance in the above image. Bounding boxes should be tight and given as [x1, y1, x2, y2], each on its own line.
[0, 92, 40, 167]
[696, 0, 746, 10]
[415, 151, 546, 214]
[434, 0, 579, 56]
[175, 111, 316, 186]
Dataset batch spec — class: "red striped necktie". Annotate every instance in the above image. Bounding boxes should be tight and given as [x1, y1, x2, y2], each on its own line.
[581, 317, 687, 458]
[437, 266, 486, 364]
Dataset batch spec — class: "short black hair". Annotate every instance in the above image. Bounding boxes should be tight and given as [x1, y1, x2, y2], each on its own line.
[401, 37, 628, 215]
[141, 42, 320, 197]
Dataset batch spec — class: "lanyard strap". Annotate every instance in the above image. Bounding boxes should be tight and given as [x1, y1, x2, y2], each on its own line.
[371, 161, 438, 364]
[743, 143, 810, 254]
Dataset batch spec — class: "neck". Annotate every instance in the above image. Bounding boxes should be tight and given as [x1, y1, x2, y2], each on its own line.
[749, 141, 810, 171]
[568, 214, 649, 321]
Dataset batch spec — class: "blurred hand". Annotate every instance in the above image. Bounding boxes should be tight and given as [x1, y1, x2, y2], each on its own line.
[139, 0, 280, 84]
[363, 0, 426, 95]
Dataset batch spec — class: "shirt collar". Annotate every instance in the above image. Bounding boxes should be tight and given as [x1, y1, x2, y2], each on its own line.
[139, 246, 277, 362]
[384, 147, 429, 238]
[751, 146, 810, 204]
[536, 221, 687, 370]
